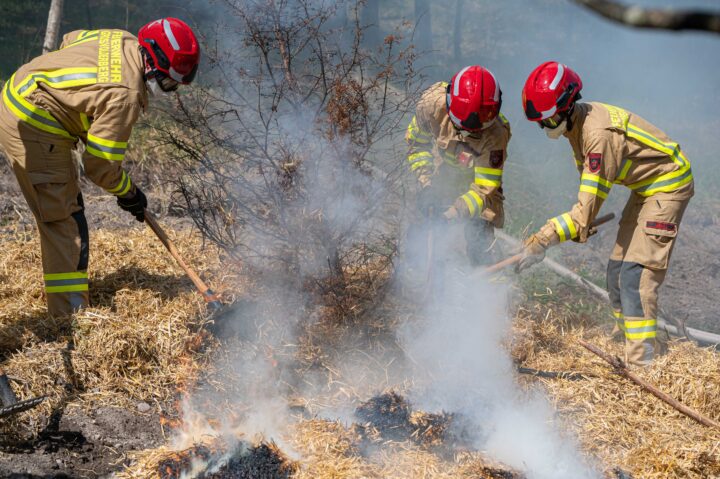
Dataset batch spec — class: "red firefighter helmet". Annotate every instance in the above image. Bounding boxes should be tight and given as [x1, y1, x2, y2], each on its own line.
[138, 18, 200, 90]
[522, 61, 582, 122]
[445, 65, 502, 132]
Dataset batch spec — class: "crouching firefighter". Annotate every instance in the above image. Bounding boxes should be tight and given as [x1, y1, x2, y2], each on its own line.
[516, 61, 693, 366]
[0, 18, 200, 317]
[405, 65, 510, 267]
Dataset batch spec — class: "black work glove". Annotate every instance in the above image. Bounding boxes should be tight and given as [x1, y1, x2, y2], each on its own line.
[117, 187, 148, 222]
[417, 186, 435, 219]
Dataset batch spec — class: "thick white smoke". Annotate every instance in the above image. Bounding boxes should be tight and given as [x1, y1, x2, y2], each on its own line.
[398, 222, 600, 479]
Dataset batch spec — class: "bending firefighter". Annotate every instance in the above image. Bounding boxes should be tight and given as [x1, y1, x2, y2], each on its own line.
[0, 18, 200, 317]
[406, 65, 510, 266]
[517, 61, 693, 366]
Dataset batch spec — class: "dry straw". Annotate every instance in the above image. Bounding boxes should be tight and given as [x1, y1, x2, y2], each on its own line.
[1, 224, 718, 478]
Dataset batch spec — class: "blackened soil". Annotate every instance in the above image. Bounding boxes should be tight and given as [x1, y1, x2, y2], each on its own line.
[0, 406, 164, 478]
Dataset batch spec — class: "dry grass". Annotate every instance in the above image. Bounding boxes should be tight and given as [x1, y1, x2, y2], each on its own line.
[0, 224, 231, 439]
[1, 223, 718, 478]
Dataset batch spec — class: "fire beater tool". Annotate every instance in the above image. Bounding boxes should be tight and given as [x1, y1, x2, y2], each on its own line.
[579, 339, 720, 429]
[485, 212, 616, 274]
[0, 368, 46, 419]
[144, 210, 225, 314]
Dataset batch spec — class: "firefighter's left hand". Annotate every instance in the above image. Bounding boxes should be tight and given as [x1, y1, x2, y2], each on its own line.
[515, 234, 546, 273]
[442, 206, 459, 222]
[117, 187, 148, 222]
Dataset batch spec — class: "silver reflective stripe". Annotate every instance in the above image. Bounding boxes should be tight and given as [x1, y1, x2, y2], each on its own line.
[476, 172, 502, 181]
[44, 278, 89, 288]
[3, 84, 65, 130]
[17, 72, 98, 95]
[556, 215, 573, 239]
[111, 174, 131, 195]
[626, 325, 656, 334]
[163, 19, 181, 51]
[86, 139, 126, 155]
[580, 178, 611, 194]
[631, 168, 692, 193]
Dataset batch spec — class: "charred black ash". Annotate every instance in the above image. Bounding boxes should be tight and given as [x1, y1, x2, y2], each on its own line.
[158, 442, 296, 479]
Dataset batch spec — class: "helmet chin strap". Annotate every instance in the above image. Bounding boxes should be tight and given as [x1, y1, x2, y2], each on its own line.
[146, 78, 164, 97]
[545, 119, 567, 139]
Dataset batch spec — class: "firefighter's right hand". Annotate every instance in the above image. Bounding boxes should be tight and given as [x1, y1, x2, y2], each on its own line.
[515, 234, 546, 273]
[117, 187, 148, 223]
[417, 186, 435, 219]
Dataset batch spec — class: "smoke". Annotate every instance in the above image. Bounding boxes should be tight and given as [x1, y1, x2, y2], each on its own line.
[398, 224, 600, 478]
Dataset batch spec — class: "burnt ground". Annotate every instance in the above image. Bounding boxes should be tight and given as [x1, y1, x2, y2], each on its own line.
[0, 156, 718, 477]
[0, 406, 164, 478]
[0, 159, 183, 478]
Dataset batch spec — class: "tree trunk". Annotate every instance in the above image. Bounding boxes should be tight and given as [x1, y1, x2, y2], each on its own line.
[414, 0, 433, 53]
[453, 0, 464, 62]
[42, 0, 65, 54]
[360, 0, 380, 49]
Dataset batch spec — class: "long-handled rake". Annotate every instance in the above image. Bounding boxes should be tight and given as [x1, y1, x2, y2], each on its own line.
[0, 368, 46, 419]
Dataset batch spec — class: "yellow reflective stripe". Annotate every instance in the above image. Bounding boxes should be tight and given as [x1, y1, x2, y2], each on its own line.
[63, 35, 99, 49]
[2, 75, 72, 138]
[627, 123, 689, 170]
[613, 310, 624, 319]
[580, 173, 612, 199]
[626, 331, 656, 340]
[474, 167, 502, 187]
[44, 272, 88, 281]
[460, 191, 484, 217]
[406, 116, 432, 144]
[616, 159, 632, 182]
[551, 213, 577, 242]
[625, 319, 657, 329]
[408, 151, 433, 163]
[87, 133, 127, 149]
[628, 165, 693, 197]
[46, 284, 89, 293]
[16, 67, 98, 97]
[107, 171, 133, 196]
[410, 160, 430, 171]
[624, 318, 657, 340]
[86, 133, 127, 161]
[80, 113, 90, 132]
[499, 112, 509, 125]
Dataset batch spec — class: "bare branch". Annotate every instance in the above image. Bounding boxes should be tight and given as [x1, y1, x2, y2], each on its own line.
[574, 0, 720, 34]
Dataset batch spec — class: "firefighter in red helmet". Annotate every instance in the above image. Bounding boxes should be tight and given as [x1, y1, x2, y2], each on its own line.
[0, 18, 200, 318]
[518, 61, 693, 366]
[405, 65, 511, 266]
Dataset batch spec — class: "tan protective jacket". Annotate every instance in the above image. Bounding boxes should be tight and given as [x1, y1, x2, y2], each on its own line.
[1, 29, 148, 197]
[405, 82, 511, 225]
[538, 102, 693, 245]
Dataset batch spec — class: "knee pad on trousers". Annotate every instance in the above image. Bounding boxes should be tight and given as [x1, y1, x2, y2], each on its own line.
[606, 259, 622, 311]
[619, 262, 645, 318]
[71, 193, 89, 270]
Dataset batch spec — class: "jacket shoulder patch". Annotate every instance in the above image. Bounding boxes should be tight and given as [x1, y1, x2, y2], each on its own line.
[587, 153, 602, 173]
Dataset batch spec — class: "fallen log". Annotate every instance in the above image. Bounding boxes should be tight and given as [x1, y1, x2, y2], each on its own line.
[578, 339, 720, 429]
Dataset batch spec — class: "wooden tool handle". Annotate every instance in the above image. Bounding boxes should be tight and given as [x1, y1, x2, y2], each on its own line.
[485, 212, 617, 274]
[485, 253, 523, 274]
[591, 212, 616, 228]
[144, 210, 220, 306]
[579, 339, 720, 429]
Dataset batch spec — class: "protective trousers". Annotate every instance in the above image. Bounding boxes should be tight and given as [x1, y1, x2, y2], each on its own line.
[607, 193, 688, 366]
[0, 106, 89, 318]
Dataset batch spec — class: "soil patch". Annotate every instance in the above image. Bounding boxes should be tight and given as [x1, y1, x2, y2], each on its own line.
[0, 407, 163, 478]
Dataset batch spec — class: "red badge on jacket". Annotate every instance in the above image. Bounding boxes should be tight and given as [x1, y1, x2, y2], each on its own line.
[588, 153, 602, 173]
